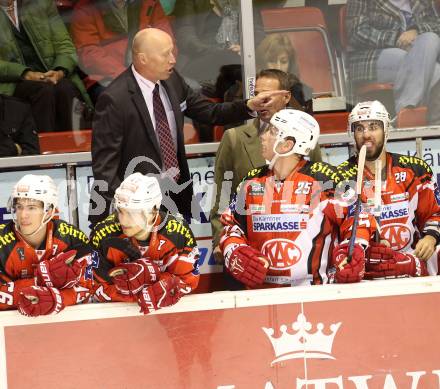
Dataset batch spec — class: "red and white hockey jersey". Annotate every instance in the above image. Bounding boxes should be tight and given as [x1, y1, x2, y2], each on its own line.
[220, 160, 376, 287]
[338, 153, 440, 274]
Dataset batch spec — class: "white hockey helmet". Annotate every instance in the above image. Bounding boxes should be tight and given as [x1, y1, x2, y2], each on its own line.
[348, 100, 390, 144]
[269, 108, 320, 160]
[8, 174, 58, 235]
[9, 174, 58, 212]
[114, 173, 162, 213]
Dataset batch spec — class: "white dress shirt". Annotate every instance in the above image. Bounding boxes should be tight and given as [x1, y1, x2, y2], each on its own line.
[131, 65, 178, 149]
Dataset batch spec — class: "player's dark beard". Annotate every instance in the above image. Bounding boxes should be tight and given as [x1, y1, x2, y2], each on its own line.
[356, 137, 384, 161]
[366, 141, 384, 161]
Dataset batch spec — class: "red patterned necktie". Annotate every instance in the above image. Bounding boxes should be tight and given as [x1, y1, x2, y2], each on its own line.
[153, 84, 180, 181]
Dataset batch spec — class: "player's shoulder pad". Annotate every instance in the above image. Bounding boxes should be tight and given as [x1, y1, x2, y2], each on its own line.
[0, 222, 16, 249]
[301, 161, 343, 184]
[89, 213, 122, 248]
[245, 165, 269, 180]
[53, 219, 89, 244]
[394, 153, 433, 177]
[336, 157, 359, 181]
[160, 212, 196, 248]
[236, 165, 269, 193]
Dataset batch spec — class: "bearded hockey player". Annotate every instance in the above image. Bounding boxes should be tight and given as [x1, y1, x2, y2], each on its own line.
[219, 108, 376, 288]
[0, 174, 91, 316]
[338, 100, 440, 278]
[89, 173, 199, 314]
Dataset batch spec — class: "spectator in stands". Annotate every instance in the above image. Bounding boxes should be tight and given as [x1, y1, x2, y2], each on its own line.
[346, 0, 440, 125]
[210, 69, 291, 284]
[71, 0, 174, 104]
[255, 34, 321, 162]
[173, 0, 265, 141]
[0, 0, 92, 132]
[0, 94, 40, 157]
[90, 28, 289, 225]
[160, 0, 176, 15]
[173, 0, 260, 87]
[256, 33, 313, 114]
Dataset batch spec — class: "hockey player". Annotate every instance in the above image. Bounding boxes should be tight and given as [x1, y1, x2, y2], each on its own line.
[219, 109, 376, 288]
[338, 100, 440, 278]
[89, 173, 199, 314]
[0, 174, 91, 316]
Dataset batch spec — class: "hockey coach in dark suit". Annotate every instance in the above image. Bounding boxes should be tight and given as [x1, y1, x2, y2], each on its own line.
[90, 28, 288, 224]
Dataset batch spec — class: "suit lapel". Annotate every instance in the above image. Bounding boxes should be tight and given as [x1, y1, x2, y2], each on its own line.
[243, 120, 265, 168]
[127, 70, 162, 157]
[162, 79, 184, 133]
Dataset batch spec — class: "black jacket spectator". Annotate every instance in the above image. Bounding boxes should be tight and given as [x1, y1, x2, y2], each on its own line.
[0, 95, 40, 157]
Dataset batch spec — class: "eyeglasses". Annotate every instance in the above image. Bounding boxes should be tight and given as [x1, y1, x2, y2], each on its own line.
[352, 121, 383, 134]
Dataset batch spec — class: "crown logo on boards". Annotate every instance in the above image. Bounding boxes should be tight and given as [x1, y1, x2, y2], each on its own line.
[262, 313, 341, 365]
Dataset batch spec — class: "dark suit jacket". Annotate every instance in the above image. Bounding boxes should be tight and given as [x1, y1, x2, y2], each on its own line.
[90, 67, 252, 224]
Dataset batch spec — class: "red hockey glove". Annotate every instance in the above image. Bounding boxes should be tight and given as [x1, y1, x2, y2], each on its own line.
[100, 237, 141, 261]
[36, 250, 83, 289]
[332, 243, 365, 283]
[365, 242, 428, 278]
[108, 258, 161, 295]
[225, 245, 270, 288]
[17, 286, 64, 317]
[137, 274, 181, 314]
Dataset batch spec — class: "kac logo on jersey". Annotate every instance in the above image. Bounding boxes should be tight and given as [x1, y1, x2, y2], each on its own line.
[261, 239, 302, 270]
[381, 223, 412, 250]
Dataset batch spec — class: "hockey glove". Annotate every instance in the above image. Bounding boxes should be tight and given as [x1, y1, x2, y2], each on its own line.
[225, 245, 269, 288]
[109, 258, 161, 295]
[137, 274, 181, 314]
[365, 242, 427, 279]
[18, 286, 64, 317]
[332, 243, 365, 283]
[36, 250, 83, 289]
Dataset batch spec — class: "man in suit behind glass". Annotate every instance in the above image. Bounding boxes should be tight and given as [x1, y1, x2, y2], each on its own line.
[90, 28, 287, 224]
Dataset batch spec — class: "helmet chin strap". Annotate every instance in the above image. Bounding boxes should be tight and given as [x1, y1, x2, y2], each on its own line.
[144, 210, 159, 232]
[268, 140, 296, 169]
[135, 209, 159, 239]
[15, 210, 52, 238]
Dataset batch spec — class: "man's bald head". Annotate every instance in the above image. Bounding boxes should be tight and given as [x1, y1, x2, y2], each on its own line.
[132, 28, 176, 82]
[132, 28, 172, 56]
